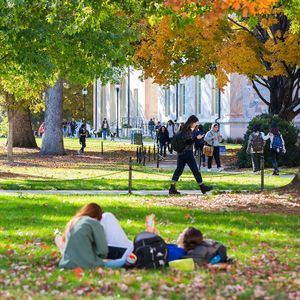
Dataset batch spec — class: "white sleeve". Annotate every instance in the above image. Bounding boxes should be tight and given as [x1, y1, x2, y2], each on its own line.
[262, 132, 270, 141]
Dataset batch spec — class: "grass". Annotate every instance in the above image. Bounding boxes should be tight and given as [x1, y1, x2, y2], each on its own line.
[0, 194, 299, 299]
[0, 137, 296, 192]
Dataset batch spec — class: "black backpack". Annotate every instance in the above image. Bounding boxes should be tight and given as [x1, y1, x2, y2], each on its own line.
[133, 232, 168, 269]
[171, 131, 186, 153]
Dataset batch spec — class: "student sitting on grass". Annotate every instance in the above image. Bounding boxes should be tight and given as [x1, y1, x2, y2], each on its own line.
[56, 203, 133, 269]
[177, 227, 228, 266]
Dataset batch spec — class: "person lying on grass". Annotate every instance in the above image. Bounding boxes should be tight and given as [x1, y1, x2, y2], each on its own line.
[56, 203, 133, 269]
[176, 227, 228, 266]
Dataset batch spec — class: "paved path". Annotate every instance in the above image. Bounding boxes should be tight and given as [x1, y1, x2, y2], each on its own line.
[0, 189, 207, 196]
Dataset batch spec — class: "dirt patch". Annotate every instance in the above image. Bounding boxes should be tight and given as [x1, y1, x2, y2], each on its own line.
[140, 192, 300, 214]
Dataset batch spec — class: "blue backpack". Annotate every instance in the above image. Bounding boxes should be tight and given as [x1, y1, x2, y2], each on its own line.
[272, 134, 283, 152]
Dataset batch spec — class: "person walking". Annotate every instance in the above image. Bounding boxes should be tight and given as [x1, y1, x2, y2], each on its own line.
[62, 119, 68, 138]
[158, 126, 169, 157]
[269, 122, 286, 175]
[204, 123, 223, 172]
[246, 124, 269, 173]
[193, 124, 206, 167]
[148, 118, 155, 139]
[167, 120, 175, 154]
[101, 118, 109, 140]
[155, 121, 162, 145]
[69, 118, 77, 138]
[169, 115, 212, 195]
[79, 124, 87, 154]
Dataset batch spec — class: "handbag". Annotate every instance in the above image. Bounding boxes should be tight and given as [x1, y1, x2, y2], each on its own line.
[203, 145, 214, 157]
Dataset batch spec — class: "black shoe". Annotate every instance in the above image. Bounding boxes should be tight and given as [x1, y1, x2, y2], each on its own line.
[169, 185, 180, 195]
[200, 184, 213, 194]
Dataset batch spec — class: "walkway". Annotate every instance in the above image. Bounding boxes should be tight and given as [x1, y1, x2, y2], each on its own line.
[0, 189, 207, 196]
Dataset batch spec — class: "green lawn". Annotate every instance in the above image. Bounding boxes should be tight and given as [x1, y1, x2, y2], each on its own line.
[0, 170, 293, 192]
[0, 138, 296, 192]
[0, 194, 299, 299]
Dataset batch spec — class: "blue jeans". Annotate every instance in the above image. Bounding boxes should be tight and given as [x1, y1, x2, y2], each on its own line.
[271, 150, 279, 172]
[102, 128, 107, 140]
[103, 257, 126, 269]
[172, 150, 203, 184]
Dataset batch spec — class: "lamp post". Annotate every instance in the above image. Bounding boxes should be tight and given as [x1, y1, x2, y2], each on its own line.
[115, 83, 120, 138]
[82, 87, 88, 125]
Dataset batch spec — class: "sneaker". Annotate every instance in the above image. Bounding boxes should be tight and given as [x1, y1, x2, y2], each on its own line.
[207, 168, 212, 172]
[169, 185, 181, 195]
[217, 167, 224, 172]
[200, 184, 213, 194]
[202, 163, 206, 167]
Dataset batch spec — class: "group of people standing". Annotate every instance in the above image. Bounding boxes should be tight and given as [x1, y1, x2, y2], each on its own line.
[61, 119, 78, 138]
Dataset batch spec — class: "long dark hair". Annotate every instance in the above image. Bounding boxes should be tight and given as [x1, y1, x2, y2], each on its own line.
[182, 227, 203, 251]
[181, 115, 199, 132]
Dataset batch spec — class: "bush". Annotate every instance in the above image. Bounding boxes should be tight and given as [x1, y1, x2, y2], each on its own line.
[203, 122, 212, 133]
[236, 114, 300, 168]
[226, 137, 243, 144]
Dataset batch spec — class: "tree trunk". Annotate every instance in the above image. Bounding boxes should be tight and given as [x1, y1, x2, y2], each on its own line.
[12, 106, 37, 148]
[268, 76, 296, 121]
[7, 99, 13, 163]
[283, 169, 300, 192]
[40, 78, 65, 155]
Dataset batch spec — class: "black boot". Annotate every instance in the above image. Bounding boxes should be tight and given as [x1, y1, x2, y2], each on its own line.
[169, 184, 180, 195]
[200, 184, 213, 194]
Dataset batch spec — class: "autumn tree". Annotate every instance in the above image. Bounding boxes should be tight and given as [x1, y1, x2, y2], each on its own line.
[135, 0, 300, 121]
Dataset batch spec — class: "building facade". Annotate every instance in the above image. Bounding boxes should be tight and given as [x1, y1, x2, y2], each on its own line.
[93, 69, 300, 139]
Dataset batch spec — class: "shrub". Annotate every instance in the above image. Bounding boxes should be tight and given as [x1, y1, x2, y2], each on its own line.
[236, 114, 300, 168]
[203, 122, 212, 133]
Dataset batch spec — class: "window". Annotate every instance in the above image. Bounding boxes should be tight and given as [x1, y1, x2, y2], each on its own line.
[211, 76, 219, 115]
[195, 76, 202, 114]
[164, 89, 171, 116]
[179, 84, 186, 116]
[172, 93, 176, 113]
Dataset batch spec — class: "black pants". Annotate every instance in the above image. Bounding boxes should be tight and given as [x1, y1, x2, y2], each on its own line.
[271, 150, 279, 172]
[80, 138, 86, 153]
[159, 143, 167, 157]
[168, 138, 173, 154]
[207, 146, 221, 169]
[251, 153, 261, 172]
[195, 144, 206, 164]
[172, 150, 203, 184]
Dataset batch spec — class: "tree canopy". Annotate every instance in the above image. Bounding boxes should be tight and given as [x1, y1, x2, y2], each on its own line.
[135, 0, 300, 120]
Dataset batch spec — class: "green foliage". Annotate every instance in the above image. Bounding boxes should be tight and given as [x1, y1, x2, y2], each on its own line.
[203, 122, 212, 133]
[237, 114, 300, 168]
[0, 112, 7, 137]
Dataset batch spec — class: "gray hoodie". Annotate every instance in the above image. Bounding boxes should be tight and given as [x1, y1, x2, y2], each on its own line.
[204, 124, 223, 147]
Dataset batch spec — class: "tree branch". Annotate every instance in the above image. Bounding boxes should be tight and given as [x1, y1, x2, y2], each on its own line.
[228, 17, 255, 37]
[252, 80, 270, 106]
[254, 76, 270, 89]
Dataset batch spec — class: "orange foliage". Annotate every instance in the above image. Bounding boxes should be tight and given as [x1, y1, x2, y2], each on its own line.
[135, 7, 300, 89]
[165, 0, 280, 16]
